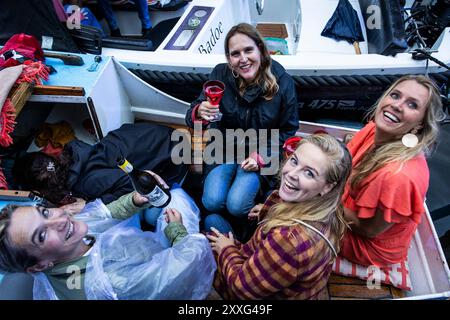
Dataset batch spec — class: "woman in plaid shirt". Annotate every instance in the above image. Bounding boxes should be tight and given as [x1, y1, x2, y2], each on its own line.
[207, 134, 352, 299]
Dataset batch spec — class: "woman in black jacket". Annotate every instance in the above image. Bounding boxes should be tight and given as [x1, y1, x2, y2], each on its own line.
[13, 123, 187, 225]
[185, 23, 299, 235]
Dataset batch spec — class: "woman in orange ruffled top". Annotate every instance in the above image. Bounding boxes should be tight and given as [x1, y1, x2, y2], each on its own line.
[340, 75, 445, 267]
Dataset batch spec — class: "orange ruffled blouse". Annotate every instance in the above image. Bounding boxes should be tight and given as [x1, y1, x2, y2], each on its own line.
[340, 121, 429, 267]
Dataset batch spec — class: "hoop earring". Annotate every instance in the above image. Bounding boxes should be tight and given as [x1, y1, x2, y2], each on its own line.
[402, 128, 419, 148]
[231, 68, 239, 79]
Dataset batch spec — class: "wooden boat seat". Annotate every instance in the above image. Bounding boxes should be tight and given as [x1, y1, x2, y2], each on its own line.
[325, 273, 405, 300]
[142, 121, 207, 173]
[10, 83, 85, 116]
[256, 23, 288, 39]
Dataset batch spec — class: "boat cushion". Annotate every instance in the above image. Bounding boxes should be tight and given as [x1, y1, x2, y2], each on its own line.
[68, 25, 103, 55]
[101, 36, 153, 51]
[332, 256, 412, 291]
[358, 0, 408, 56]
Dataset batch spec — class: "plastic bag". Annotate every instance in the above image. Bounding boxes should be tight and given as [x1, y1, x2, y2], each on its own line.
[32, 199, 120, 300]
[32, 272, 59, 300]
[73, 199, 124, 237]
[85, 216, 216, 300]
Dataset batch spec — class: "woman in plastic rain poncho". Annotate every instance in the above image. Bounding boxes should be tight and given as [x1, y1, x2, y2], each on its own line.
[0, 173, 216, 300]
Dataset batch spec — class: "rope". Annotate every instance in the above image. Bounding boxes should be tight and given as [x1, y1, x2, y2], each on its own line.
[129, 68, 450, 89]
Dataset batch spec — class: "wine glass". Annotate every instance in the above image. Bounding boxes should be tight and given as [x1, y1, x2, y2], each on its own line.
[203, 80, 225, 122]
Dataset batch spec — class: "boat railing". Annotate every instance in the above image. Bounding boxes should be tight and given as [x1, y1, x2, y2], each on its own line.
[400, 204, 450, 299]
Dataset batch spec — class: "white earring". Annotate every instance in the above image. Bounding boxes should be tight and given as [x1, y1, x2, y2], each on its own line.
[402, 129, 419, 148]
[231, 68, 239, 78]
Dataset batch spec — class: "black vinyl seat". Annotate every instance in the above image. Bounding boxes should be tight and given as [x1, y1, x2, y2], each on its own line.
[101, 16, 180, 51]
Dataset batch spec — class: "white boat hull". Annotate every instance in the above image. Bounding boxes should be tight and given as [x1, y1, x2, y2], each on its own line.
[101, 0, 450, 77]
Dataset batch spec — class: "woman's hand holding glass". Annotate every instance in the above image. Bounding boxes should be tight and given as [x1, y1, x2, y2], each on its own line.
[197, 100, 221, 122]
[199, 80, 225, 122]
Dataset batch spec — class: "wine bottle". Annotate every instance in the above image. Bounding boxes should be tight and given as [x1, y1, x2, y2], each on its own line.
[117, 157, 171, 208]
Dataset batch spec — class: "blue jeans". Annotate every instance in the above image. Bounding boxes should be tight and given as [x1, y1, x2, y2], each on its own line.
[202, 164, 260, 218]
[98, 0, 152, 30]
[204, 213, 234, 234]
[142, 206, 163, 226]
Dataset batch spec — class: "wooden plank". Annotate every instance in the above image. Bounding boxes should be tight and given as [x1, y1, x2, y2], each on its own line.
[328, 273, 406, 299]
[9, 82, 34, 115]
[12, 83, 85, 96]
[33, 85, 85, 96]
[139, 120, 208, 174]
[328, 284, 393, 299]
[328, 274, 368, 285]
[390, 286, 406, 299]
[256, 23, 288, 39]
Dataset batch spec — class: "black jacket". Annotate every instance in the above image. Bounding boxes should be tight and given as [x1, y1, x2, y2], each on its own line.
[66, 123, 187, 204]
[185, 60, 299, 188]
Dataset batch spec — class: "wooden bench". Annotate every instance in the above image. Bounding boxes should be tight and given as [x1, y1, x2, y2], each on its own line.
[10, 83, 85, 116]
[325, 273, 405, 300]
[148, 122, 208, 174]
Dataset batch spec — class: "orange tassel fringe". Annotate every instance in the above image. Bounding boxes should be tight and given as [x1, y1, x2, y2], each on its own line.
[0, 99, 17, 147]
[17, 60, 50, 85]
[0, 60, 49, 148]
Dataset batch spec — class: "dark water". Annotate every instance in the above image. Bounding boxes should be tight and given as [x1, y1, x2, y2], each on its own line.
[427, 123, 450, 220]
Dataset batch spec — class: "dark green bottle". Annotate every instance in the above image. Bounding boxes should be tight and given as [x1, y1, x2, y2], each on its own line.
[117, 157, 171, 208]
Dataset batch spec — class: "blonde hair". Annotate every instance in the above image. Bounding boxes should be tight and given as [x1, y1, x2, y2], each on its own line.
[262, 134, 352, 252]
[224, 23, 279, 100]
[350, 75, 445, 189]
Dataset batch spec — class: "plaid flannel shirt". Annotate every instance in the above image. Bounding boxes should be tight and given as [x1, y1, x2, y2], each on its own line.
[214, 191, 334, 300]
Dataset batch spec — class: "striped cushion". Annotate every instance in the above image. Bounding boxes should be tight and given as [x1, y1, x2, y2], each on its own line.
[332, 256, 412, 291]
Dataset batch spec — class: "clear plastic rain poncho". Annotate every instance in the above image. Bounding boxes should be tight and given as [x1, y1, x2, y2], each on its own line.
[33, 187, 216, 300]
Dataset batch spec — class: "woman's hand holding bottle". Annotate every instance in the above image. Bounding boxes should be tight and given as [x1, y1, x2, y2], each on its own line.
[132, 192, 149, 206]
[131, 170, 169, 206]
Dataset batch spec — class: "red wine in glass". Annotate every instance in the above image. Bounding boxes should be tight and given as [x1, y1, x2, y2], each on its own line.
[203, 80, 225, 122]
